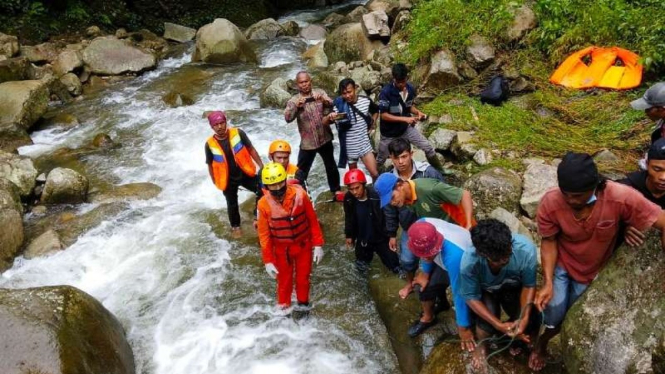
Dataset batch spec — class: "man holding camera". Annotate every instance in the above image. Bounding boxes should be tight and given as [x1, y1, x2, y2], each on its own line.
[284, 71, 341, 195]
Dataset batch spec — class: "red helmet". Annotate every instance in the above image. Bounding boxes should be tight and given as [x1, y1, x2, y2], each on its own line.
[343, 169, 367, 185]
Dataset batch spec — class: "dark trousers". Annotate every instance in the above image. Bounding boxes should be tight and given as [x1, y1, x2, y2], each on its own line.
[472, 283, 542, 336]
[418, 265, 450, 301]
[297, 140, 340, 193]
[222, 173, 259, 228]
[355, 240, 401, 273]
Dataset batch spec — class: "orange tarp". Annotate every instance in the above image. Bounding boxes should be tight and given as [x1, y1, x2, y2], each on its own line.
[550, 46, 643, 90]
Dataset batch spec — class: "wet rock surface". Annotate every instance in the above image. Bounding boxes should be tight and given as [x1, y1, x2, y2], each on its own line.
[41, 167, 89, 204]
[464, 167, 523, 218]
[88, 182, 162, 204]
[0, 178, 23, 272]
[0, 286, 135, 374]
[245, 18, 286, 40]
[163, 22, 197, 43]
[0, 80, 49, 130]
[0, 150, 38, 197]
[82, 37, 157, 75]
[562, 230, 665, 374]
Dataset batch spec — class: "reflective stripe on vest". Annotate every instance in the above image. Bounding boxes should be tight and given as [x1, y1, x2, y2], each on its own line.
[265, 187, 310, 244]
[207, 128, 257, 191]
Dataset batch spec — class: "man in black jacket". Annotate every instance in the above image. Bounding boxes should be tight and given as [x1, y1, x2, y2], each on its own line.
[343, 169, 401, 273]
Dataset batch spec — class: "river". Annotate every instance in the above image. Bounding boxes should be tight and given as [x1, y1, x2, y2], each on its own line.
[0, 1, 401, 373]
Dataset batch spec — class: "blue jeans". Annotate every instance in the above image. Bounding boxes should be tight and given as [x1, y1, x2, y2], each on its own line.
[399, 232, 419, 272]
[543, 265, 589, 328]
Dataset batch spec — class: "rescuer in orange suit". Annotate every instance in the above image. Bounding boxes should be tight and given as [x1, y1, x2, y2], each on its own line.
[257, 162, 324, 311]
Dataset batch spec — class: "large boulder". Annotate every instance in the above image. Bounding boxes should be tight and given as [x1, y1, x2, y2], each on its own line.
[350, 66, 382, 91]
[19, 42, 58, 63]
[52, 50, 83, 77]
[0, 80, 49, 130]
[323, 13, 346, 30]
[302, 42, 329, 69]
[507, 4, 537, 41]
[0, 178, 23, 272]
[245, 18, 286, 40]
[41, 167, 89, 204]
[192, 18, 257, 64]
[0, 57, 33, 83]
[366, 0, 401, 20]
[0, 33, 20, 58]
[82, 36, 157, 75]
[428, 128, 457, 151]
[422, 49, 462, 92]
[344, 6, 369, 23]
[562, 231, 665, 374]
[163, 22, 197, 43]
[0, 286, 135, 374]
[520, 161, 557, 218]
[162, 91, 194, 107]
[489, 207, 534, 242]
[324, 23, 384, 64]
[281, 21, 301, 37]
[391, 10, 411, 34]
[88, 182, 162, 204]
[464, 167, 522, 218]
[260, 77, 292, 108]
[466, 34, 495, 68]
[362, 11, 391, 41]
[450, 131, 478, 160]
[23, 229, 63, 259]
[59, 73, 82, 96]
[0, 124, 32, 153]
[0, 150, 38, 197]
[299, 24, 327, 41]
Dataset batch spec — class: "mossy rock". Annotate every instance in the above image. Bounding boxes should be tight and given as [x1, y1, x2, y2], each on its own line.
[0, 285, 135, 374]
[562, 230, 665, 374]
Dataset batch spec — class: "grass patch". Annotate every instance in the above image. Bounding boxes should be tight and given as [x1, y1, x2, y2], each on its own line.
[422, 50, 652, 172]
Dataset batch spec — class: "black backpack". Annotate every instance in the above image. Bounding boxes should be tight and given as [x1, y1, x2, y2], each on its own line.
[480, 75, 510, 106]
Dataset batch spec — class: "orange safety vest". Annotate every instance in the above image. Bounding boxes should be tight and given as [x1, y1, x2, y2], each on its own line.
[285, 163, 299, 179]
[207, 128, 257, 191]
[264, 186, 310, 244]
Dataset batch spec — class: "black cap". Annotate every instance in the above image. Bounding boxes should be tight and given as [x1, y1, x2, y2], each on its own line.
[648, 138, 665, 161]
[557, 152, 599, 192]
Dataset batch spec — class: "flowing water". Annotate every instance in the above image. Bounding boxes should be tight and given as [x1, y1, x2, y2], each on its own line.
[0, 2, 401, 373]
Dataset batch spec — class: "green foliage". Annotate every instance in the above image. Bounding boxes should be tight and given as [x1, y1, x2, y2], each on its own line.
[396, 0, 520, 65]
[532, 0, 665, 72]
[64, 1, 90, 24]
[422, 84, 648, 170]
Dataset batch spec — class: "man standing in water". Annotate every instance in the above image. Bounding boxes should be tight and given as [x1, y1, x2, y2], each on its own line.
[205, 111, 263, 238]
[284, 71, 340, 195]
[529, 152, 665, 371]
[257, 162, 324, 312]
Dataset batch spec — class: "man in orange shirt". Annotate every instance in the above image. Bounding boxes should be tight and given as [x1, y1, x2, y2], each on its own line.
[257, 162, 324, 312]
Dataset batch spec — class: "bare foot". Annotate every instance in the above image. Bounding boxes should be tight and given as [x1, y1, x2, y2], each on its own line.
[528, 343, 547, 371]
[471, 344, 489, 374]
[398, 283, 413, 299]
[231, 227, 242, 239]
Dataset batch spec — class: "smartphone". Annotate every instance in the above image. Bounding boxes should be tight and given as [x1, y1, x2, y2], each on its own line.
[304, 97, 316, 103]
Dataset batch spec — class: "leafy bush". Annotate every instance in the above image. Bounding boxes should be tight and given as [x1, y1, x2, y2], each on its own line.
[531, 0, 665, 72]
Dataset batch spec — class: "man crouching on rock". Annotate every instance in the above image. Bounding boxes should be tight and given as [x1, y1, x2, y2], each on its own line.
[461, 219, 541, 373]
[404, 218, 475, 348]
[529, 152, 665, 371]
[257, 162, 324, 314]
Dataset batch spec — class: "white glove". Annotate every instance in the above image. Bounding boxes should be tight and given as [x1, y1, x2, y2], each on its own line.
[265, 263, 278, 278]
[313, 246, 324, 265]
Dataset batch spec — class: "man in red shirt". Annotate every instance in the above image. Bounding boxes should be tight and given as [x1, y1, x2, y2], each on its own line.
[529, 152, 665, 371]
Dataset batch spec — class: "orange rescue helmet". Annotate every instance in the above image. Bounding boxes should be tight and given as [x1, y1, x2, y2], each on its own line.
[269, 140, 292, 155]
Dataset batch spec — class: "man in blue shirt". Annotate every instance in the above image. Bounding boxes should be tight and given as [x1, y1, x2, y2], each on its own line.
[406, 218, 475, 350]
[461, 219, 541, 371]
[376, 63, 441, 170]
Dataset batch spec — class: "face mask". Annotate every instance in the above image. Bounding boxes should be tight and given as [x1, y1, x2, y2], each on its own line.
[269, 185, 287, 198]
[586, 189, 597, 205]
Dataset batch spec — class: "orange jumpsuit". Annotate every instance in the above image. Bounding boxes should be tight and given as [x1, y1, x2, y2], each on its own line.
[257, 185, 324, 306]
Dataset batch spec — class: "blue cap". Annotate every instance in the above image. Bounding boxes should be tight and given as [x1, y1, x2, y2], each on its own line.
[375, 172, 399, 208]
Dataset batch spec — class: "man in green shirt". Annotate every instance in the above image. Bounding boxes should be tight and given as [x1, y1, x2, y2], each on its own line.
[375, 173, 475, 229]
